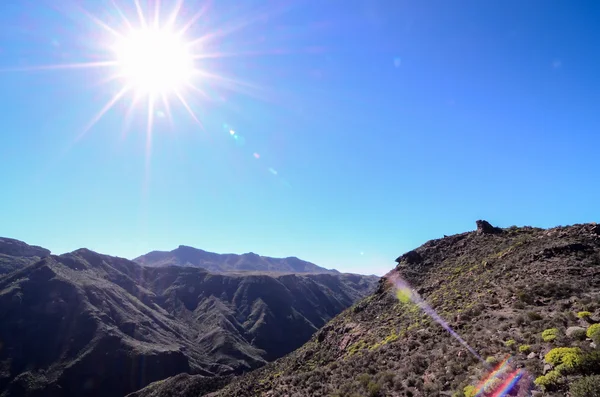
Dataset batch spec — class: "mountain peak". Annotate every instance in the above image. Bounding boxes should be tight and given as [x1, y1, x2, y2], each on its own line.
[0, 237, 50, 258]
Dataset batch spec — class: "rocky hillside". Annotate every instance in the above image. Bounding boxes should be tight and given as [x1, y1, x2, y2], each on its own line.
[0, 237, 50, 275]
[0, 241, 377, 397]
[135, 245, 338, 274]
[144, 221, 600, 397]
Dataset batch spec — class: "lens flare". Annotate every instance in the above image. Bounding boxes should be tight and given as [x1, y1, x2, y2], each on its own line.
[387, 271, 535, 396]
[473, 356, 511, 395]
[388, 272, 484, 363]
[492, 369, 524, 397]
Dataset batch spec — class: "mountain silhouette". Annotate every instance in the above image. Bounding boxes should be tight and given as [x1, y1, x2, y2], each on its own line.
[135, 245, 339, 274]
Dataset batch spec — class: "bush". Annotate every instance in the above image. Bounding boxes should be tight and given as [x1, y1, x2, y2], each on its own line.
[545, 347, 583, 371]
[527, 311, 543, 321]
[534, 370, 562, 390]
[577, 311, 592, 319]
[587, 324, 600, 343]
[463, 385, 477, 397]
[485, 356, 498, 365]
[519, 345, 531, 354]
[579, 350, 600, 374]
[570, 328, 588, 341]
[542, 328, 559, 342]
[517, 290, 534, 304]
[504, 339, 516, 347]
[570, 375, 600, 397]
[367, 381, 381, 397]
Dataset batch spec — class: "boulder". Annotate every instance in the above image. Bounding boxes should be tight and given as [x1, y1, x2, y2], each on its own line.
[395, 250, 423, 265]
[476, 220, 502, 235]
[566, 326, 587, 340]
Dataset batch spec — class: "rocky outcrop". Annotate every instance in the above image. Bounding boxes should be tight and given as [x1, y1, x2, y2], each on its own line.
[476, 219, 503, 235]
[395, 250, 423, 265]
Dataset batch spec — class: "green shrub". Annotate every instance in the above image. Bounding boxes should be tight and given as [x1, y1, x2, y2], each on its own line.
[504, 339, 516, 347]
[542, 328, 559, 342]
[518, 345, 531, 354]
[485, 356, 498, 365]
[570, 375, 600, 397]
[587, 324, 600, 343]
[545, 347, 583, 370]
[534, 370, 563, 390]
[463, 385, 477, 397]
[577, 311, 592, 319]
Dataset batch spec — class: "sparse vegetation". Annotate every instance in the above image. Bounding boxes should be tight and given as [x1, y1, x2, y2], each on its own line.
[569, 375, 600, 397]
[542, 328, 560, 342]
[577, 311, 592, 319]
[82, 222, 600, 397]
[519, 344, 531, 353]
[587, 324, 600, 343]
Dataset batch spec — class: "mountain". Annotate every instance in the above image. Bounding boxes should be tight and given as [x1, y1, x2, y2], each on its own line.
[134, 245, 339, 274]
[0, 237, 50, 275]
[135, 221, 600, 397]
[0, 240, 378, 397]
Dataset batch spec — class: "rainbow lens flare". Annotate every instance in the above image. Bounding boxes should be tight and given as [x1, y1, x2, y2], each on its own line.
[387, 271, 534, 396]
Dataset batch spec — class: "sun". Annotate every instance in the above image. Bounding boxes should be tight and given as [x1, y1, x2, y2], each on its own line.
[113, 27, 195, 96]
[4, 0, 277, 193]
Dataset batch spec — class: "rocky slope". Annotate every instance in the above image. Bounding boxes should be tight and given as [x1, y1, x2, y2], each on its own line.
[135, 245, 338, 274]
[0, 237, 50, 275]
[0, 242, 377, 397]
[140, 221, 600, 397]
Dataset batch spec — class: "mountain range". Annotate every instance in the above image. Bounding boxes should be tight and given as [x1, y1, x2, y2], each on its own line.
[0, 239, 377, 397]
[134, 245, 339, 274]
[132, 221, 600, 397]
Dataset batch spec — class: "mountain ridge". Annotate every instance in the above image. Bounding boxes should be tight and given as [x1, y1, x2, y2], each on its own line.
[134, 245, 340, 274]
[132, 221, 600, 397]
[0, 239, 377, 397]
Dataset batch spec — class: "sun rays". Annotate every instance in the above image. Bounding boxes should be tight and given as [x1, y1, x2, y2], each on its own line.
[0, 0, 283, 192]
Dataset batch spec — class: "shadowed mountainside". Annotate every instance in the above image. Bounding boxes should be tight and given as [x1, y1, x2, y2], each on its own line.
[134, 245, 339, 274]
[0, 241, 377, 397]
[134, 221, 600, 397]
[0, 237, 50, 275]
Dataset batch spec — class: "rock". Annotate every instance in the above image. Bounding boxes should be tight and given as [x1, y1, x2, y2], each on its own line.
[543, 364, 553, 374]
[566, 326, 587, 339]
[476, 220, 502, 235]
[395, 250, 423, 265]
[592, 342, 597, 349]
[527, 352, 536, 359]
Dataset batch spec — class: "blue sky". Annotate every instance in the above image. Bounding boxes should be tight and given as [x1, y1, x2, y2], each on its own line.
[1, 0, 599, 275]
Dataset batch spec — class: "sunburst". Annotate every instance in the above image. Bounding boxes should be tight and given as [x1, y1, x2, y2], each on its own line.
[5, 0, 279, 182]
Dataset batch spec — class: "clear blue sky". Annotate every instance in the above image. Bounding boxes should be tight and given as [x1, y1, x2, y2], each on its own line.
[1, 0, 599, 275]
